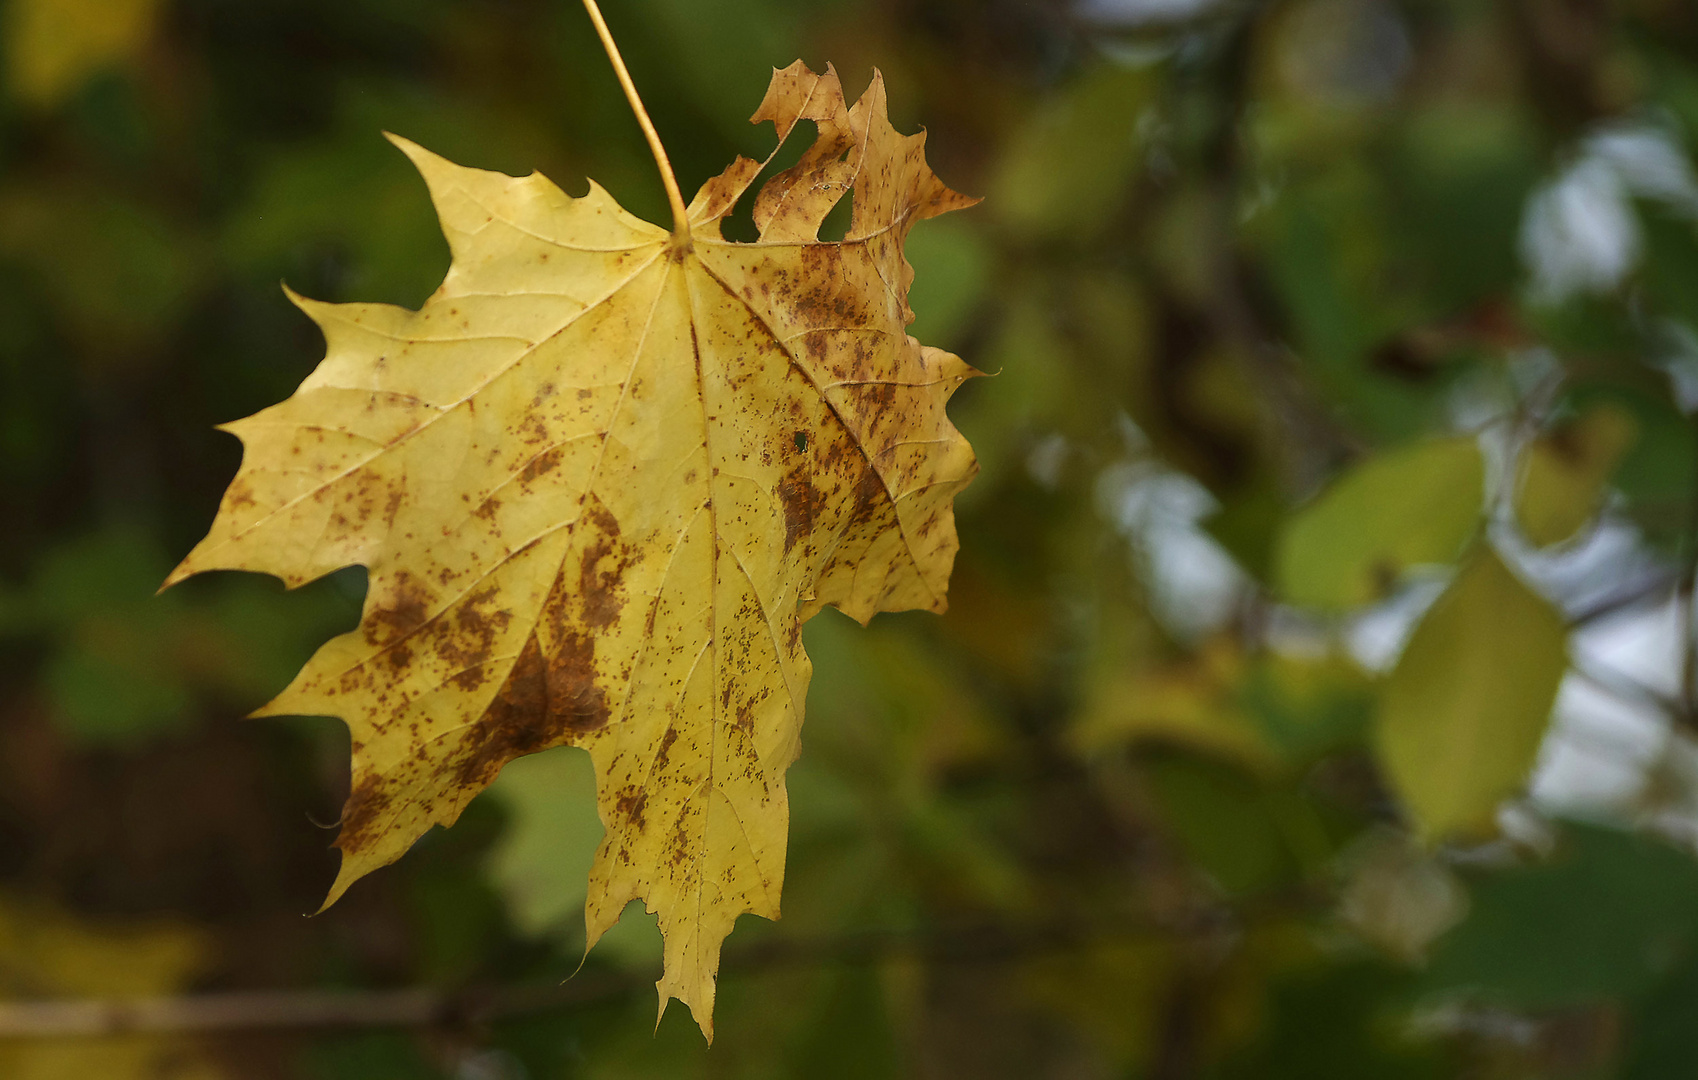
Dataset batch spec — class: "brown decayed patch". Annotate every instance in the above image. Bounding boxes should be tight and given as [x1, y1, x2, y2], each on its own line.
[365, 569, 433, 645]
[224, 478, 257, 511]
[549, 629, 611, 734]
[429, 585, 513, 686]
[336, 774, 395, 854]
[519, 445, 565, 482]
[576, 500, 628, 629]
[653, 727, 678, 771]
[777, 466, 820, 553]
[453, 632, 554, 789]
[847, 464, 888, 526]
[615, 785, 648, 829]
[515, 412, 548, 447]
[668, 809, 693, 867]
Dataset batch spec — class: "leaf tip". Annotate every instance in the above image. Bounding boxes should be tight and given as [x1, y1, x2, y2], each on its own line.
[316, 851, 368, 915]
[156, 560, 192, 594]
[382, 131, 458, 191]
[380, 129, 423, 157]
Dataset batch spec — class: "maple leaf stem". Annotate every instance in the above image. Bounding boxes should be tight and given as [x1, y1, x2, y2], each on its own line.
[579, 0, 692, 246]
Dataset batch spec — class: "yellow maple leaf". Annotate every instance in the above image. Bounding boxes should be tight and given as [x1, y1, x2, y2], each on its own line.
[166, 42, 978, 1036]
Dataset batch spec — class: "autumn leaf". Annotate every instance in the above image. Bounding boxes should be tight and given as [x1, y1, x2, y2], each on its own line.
[165, 55, 978, 1038]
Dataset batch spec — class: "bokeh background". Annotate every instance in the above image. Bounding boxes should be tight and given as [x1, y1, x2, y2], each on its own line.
[3, 0, 1698, 1076]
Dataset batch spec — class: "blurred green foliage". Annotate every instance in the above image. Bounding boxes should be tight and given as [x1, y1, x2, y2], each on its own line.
[2, 0, 1698, 1076]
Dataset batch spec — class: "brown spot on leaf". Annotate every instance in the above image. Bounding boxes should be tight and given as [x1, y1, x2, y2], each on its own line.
[225, 479, 257, 511]
[549, 629, 610, 735]
[576, 501, 628, 629]
[336, 775, 394, 854]
[615, 786, 648, 829]
[366, 570, 433, 645]
[653, 727, 678, 771]
[520, 446, 564, 482]
[778, 468, 820, 553]
[454, 633, 554, 788]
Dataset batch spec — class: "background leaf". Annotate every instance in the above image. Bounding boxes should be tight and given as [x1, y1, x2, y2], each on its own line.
[1374, 546, 1568, 841]
[1275, 437, 1485, 610]
[1515, 402, 1637, 547]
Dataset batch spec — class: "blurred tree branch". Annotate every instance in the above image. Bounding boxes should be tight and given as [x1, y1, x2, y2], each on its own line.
[0, 903, 1307, 1039]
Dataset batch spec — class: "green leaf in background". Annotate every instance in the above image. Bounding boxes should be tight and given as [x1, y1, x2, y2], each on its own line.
[1625, 947, 1698, 1080]
[1374, 546, 1567, 841]
[483, 746, 661, 965]
[902, 215, 992, 349]
[1571, 383, 1698, 549]
[1145, 753, 1312, 895]
[988, 62, 1153, 239]
[1275, 437, 1484, 610]
[28, 526, 199, 742]
[1514, 402, 1638, 547]
[3, 524, 358, 744]
[1424, 823, 1698, 1007]
[783, 964, 901, 1080]
[0, 184, 202, 369]
[1073, 639, 1373, 772]
[1216, 959, 1447, 1080]
[1390, 103, 1540, 313]
[621, 0, 813, 145]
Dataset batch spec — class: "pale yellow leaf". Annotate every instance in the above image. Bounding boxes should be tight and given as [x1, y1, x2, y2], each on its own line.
[1073, 638, 1281, 771]
[166, 62, 978, 1038]
[1515, 402, 1637, 547]
[1276, 437, 1484, 610]
[1374, 546, 1568, 841]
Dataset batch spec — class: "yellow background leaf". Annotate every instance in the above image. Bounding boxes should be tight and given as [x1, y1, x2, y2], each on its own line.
[3, 0, 160, 107]
[1374, 546, 1568, 841]
[1515, 403, 1638, 548]
[1276, 437, 1484, 610]
[0, 895, 221, 1080]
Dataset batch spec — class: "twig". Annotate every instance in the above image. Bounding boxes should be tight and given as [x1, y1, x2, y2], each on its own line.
[0, 910, 1269, 1040]
[1569, 659, 1682, 723]
[579, 0, 692, 244]
[0, 989, 446, 1039]
[1680, 416, 1698, 725]
[1566, 570, 1678, 628]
